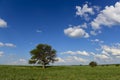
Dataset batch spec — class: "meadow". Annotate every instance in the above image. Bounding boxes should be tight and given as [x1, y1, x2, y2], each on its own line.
[0, 65, 120, 80]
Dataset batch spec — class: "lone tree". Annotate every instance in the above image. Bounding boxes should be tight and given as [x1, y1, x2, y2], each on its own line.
[29, 44, 57, 68]
[89, 61, 97, 67]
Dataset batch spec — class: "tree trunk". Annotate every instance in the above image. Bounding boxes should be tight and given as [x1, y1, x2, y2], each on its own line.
[42, 64, 45, 69]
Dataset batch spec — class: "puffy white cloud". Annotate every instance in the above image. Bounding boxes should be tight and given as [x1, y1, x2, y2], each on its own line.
[76, 4, 94, 17]
[0, 42, 16, 47]
[101, 45, 120, 56]
[94, 53, 111, 63]
[65, 56, 88, 63]
[64, 25, 89, 38]
[93, 43, 120, 64]
[91, 2, 120, 30]
[63, 50, 89, 56]
[0, 51, 4, 57]
[76, 4, 100, 21]
[56, 57, 65, 63]
[95, 54, 109, 60]
[54, 56, 88, 65]
[72, 56, 88, 63]
[0, 18, 7, 28]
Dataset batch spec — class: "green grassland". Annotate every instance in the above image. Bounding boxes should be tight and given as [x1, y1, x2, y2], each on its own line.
[0, 65, 120, 80]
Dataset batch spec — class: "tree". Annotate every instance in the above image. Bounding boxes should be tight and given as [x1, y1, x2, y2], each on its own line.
[29, 44, 57, 69]
[89, 61, 97, 67]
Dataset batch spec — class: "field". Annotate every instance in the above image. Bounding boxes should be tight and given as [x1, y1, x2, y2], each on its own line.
[0, 65, 120, 80]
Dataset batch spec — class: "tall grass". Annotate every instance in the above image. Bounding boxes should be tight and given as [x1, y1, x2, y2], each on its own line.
[0, 65, 120, 80]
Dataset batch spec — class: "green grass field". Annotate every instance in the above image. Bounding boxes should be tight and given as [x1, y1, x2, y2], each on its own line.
[0, 65, 120, 80]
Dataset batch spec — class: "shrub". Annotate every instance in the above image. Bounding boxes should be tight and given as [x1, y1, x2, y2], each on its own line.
[89, 61, 97, 67]
[115, 64, 119, 67]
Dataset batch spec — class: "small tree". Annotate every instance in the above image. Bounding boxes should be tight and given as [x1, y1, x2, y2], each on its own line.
[29, 44, 57, 69]
[89, 61, 97, 67]
[115, 64, 119, 67]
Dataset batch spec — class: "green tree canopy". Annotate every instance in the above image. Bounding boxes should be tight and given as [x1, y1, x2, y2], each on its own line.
[89, 61, 97, 67]
[29, 44, 57, 68]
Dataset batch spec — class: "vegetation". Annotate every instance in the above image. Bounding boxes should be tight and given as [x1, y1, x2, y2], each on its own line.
[29, 44, 57, 69]
[0, 65, 120, 80]
[115, 64, 119, 67]
[89, 61, 97, 67]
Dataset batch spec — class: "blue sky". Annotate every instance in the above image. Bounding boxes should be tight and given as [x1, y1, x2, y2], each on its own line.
[0, 0, 120, 65]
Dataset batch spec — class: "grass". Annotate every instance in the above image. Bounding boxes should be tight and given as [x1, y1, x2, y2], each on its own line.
[0, 65, 120, 80]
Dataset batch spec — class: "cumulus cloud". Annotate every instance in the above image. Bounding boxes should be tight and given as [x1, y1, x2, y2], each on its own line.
[56, 57, 65, 63]
[92, 43, 120, 63]
[0, 18, 7, 28]
[76, 4, 94, 20]
[55, 56, 88, 65]
[101, 45, 120, 56]
[57, 43, 120, 65]
[71, 56, 88, 63]
[76, 4, 100, 21]
[95, 54, 109, 60]
[94, 53, 111, 63]
[91, 2, 120, 30]
[63, 50, 90, 56]
[0, 51, 4, 57]
[0, 42, 16, 47]
[65, 56, 87, 63]
[64, 25, 89, 38]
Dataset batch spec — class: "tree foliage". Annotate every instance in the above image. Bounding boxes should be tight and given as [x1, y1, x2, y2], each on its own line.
[89, 61, 97, 67]
[29, 44, 57, 68]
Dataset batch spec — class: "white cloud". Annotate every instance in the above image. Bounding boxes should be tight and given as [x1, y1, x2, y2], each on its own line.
[5, 43, 16, 47]
[54, 56, 88, 65]
[76, 4, 100, 21]
[72, 56, 88, 63]
[0, 42, 4, 47]
[90, 31, 97, 35]
[8, 58, 27, 65]
[91, 39, 104, 43]
[93, 6, 100, 12]
[56, 57, 65, 63]
[0, 42, 16, 47]
[0, 18, 7, 28]
[101, 45, 120, 56]
[90, 30, 102, 36]
[76, 4, 94, 18]
[64, 25, 89, 38]
[57, 43, 120, 65]
[95, 54, 109, 60]
[81, 23, 88, 28]
[65, 56, 87, 63]
[93, 43, 120, 64]
[91, 2, 120, 30]
[63, 50, 89, 56]
[19, 58, 27, 62]
[94, 53, 111, 63]
[0, 51, 4, 57]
